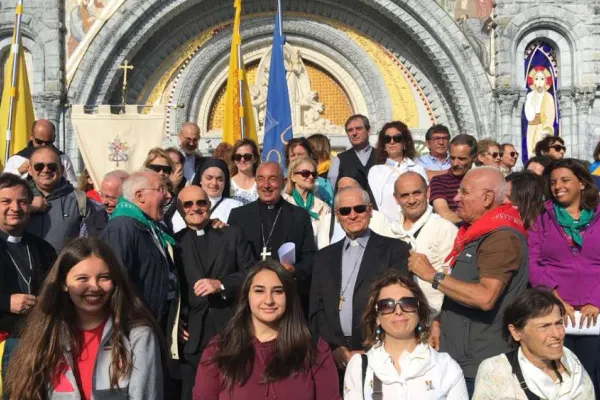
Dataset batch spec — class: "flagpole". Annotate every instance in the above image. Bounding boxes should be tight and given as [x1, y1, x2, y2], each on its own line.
[236, 1, 245, 139]
[278, 0, 282, 37]
[4, 0, 24, 165]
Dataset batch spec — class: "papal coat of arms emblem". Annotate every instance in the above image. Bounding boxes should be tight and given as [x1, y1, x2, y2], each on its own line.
[108, 137, 129, 166]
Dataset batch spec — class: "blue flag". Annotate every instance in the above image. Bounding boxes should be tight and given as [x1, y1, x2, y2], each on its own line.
[261, 5, 293, 166]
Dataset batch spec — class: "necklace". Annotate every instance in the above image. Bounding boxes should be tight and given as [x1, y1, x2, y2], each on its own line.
[7, 244, 33, 294]
[339, 240, 364, 311]
[260, 207, 282, 260]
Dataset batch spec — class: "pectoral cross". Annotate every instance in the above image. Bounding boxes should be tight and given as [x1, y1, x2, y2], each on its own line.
[261, 246, 271, 261]
[118, 60, 134, 106]
[338, 295, 345, 311]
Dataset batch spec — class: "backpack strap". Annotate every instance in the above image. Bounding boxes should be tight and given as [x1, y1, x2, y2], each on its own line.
[360, 354, 383, 400]
[360, 354, 368, 400]
[505, 349, 541, 400]
[74, 189, 88, 218]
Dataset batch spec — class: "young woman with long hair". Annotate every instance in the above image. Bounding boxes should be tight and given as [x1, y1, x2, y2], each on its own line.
[505, 171, 546, 230]
[193, 260, 340, 400]
[4, 237, 164, 400]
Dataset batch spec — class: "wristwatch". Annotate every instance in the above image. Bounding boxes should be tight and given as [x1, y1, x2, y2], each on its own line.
[432, 272, 446, 290]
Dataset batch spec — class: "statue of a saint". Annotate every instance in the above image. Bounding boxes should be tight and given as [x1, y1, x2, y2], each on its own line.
[524, 66, 556, 156]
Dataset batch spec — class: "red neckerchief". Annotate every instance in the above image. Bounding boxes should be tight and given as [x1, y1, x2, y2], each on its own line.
[0, 331, 8, 342]
[445, 204, 526, 266]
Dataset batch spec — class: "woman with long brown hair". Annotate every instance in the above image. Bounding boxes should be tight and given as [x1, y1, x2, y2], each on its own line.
[4, 237, 164, 400]
[193, 260, 340, 399]
[230, 139, 260, 205]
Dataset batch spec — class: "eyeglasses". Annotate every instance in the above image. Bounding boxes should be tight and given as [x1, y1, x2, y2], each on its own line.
[147, 164, 173, 175]
[382, 134, 403, 144]
[99, 192, 118, 201]
[430, 136, 449, 142]
[140, 187, 166, 194]
[294, 170, 317, 179]
[33, 137, 54, 146]
[182, 199, 209, 209]
[337, 204, 368, 216]
[550, 145, 566, 152]
[508, 151, 519, 158]
[375, 297, 419, 314]
[33, 162, 58, 172]
[181, 136, 199, 143]
[233, 153, 253, 162]
[485, 152, 503, 159]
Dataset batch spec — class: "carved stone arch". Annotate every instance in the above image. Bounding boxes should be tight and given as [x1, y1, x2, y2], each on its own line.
[0, 35, 44, 94]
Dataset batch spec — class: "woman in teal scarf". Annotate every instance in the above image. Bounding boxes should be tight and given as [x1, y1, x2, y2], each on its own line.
[283, 157, 331, 244]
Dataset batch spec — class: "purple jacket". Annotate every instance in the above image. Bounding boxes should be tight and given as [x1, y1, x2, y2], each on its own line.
[528, 201, 600, 308]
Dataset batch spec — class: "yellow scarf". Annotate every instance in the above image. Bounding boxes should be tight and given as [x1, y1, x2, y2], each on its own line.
[317, 160, 331, 175]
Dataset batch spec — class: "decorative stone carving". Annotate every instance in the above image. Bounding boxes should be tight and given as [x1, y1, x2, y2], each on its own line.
[572, 86, 595, 113]
[495, 87, 520, 115]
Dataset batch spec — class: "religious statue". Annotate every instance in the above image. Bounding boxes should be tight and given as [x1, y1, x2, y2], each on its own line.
[524, 66, 556, 156]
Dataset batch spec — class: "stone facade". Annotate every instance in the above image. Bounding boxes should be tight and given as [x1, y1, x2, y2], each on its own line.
[0, 0, 597, 171]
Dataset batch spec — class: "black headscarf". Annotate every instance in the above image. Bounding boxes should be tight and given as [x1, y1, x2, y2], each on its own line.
[192, 157, 231, 198]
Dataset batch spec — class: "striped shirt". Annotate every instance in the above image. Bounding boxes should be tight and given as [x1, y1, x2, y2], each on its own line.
[429, 172, 462, 211]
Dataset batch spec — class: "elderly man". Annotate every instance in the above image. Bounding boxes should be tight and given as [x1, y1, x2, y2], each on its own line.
[377, 171, 457, 317]
[100, 170, 176, 325]
[174, 185, 255, 400]
[177, 122, 204, 182]
[408, 167, 528, 397]
[430, 133, 477, 224]
[310, 186, 409, 375]
[80, 170, 129, 237]
[0, 174, 56, 337]
[416, 124, 451, 180]
[228, 162, 315, 309]
[4, 120, 77, 184]
[25, 146, 95, 252]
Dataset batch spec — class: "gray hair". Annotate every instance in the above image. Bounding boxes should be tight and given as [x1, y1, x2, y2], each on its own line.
[334, 186, 371, 209]
[103, 170, 129, 183]
[465, 166, 506, 205]
[121, 170, 154, 202]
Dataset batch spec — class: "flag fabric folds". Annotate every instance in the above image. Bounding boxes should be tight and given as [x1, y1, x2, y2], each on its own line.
[0, 32, 34, 164]
[261, 4, 293, 166]
[221, 0, 258, 145]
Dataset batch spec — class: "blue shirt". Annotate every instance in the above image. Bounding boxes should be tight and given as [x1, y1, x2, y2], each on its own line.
[416, 154, 451, 171]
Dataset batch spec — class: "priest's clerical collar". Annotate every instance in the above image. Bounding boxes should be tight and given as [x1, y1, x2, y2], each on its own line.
[259, 197, 283, 211]
[0, 230, 23, 243]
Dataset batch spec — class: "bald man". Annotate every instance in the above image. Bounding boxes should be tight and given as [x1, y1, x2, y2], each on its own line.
[4, 119, 77, 184]
[174, 185, 256, 399]
[317, 177, 392, 249]
[408, 166, 528, 396]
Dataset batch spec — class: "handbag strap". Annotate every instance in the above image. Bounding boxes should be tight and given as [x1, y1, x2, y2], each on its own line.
[360, 354, 383, 400]
[505, 349, 541, 400]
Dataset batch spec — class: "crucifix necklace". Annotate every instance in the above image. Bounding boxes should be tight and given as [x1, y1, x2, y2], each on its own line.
[260, 207, 282, 260]
[7, 244, 33, 294]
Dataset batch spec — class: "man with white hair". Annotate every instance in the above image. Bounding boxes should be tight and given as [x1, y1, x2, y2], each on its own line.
[80, 170, 129, 237]
[100, 170, 176, 325]
[408, 166, 529, 397]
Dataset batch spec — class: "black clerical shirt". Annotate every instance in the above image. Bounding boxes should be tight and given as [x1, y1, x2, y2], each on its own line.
[258, 198, 284, 253]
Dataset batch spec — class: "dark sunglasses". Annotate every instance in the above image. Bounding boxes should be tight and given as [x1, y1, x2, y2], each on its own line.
[294, 170, 317, 179]
[147, 164, 173, 175]
[33, 137, 54, 146]
[182, 199, 209, 209]
[508, 151, 519, 158]
[232, 153, 253, 162]
[337, 204, 368, 216]
[382, 134, 403, 144]
[550, 145, 566, 152]
[486, 152, 503, 159]
[375, 297, 419, 314]
[33, 162, 58, 172]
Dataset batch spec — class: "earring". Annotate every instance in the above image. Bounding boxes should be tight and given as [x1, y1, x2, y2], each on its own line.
[375, 326, 382, 343]
[416, 324, 422, 333]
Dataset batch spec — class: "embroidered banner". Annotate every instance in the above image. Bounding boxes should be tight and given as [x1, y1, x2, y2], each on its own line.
[71, 105, 166, 188]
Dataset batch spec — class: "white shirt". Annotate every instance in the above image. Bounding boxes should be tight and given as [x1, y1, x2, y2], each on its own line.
[4, 153, 77, 185]
[209, 196, 242, 224]
[344, 343, 468, 400]
[282, 193, 330, 245]
[368, 159, 428, 221]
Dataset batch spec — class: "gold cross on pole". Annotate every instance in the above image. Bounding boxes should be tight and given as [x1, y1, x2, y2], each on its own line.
[118, 60, 134, 106]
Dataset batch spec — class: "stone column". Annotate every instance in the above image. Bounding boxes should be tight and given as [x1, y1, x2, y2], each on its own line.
[495, 87, 520, 144]
[557, 88, 573, 156]
[32, 91, 64, 142]
[572, 86, 595, 160]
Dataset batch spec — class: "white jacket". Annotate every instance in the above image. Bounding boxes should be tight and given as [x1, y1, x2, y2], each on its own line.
[473, 347, 595, 400]
[344, 343, 468, 400]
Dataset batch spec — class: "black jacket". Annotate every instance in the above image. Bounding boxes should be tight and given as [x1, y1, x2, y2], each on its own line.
[309, 231, 409, 351]
[84, 208, 109, 238]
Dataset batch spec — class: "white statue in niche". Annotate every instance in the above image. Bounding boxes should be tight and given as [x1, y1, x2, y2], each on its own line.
[251, 43, 336, 134]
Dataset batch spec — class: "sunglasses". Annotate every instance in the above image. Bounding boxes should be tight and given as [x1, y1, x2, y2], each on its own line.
[486, 152, 503, 159]
[147, 164, 173, 175]
[337, 204, 368, 216]
[375, 297, 419, 315]
[382, 134, 403, 144]
[182, 199, 209, 209]
[294, 170, 317, 179]
[233, 153, 253, 162]
[33, 162, 59, 172]
[33, 137, 54, 146]
[508, 151, 519, 158]
[550, 145, 566, 152]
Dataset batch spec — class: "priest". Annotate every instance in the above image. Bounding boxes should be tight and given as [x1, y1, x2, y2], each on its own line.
[174, 185, 256, 400]
[228, 162, 316, 310]
[0, 174, 57, 338]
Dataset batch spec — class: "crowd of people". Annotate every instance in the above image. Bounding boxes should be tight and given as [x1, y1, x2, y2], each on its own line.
[0, 115, 598, 400]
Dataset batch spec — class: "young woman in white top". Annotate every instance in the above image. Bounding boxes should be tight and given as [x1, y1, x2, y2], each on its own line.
[344, 271, 467, 400]
[473, 288, 595, 400]
[367, 121, 428, 221]
[230, 139, 260, 205]
[283, 156, 331, 243]
[195, 158, 242, 224]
